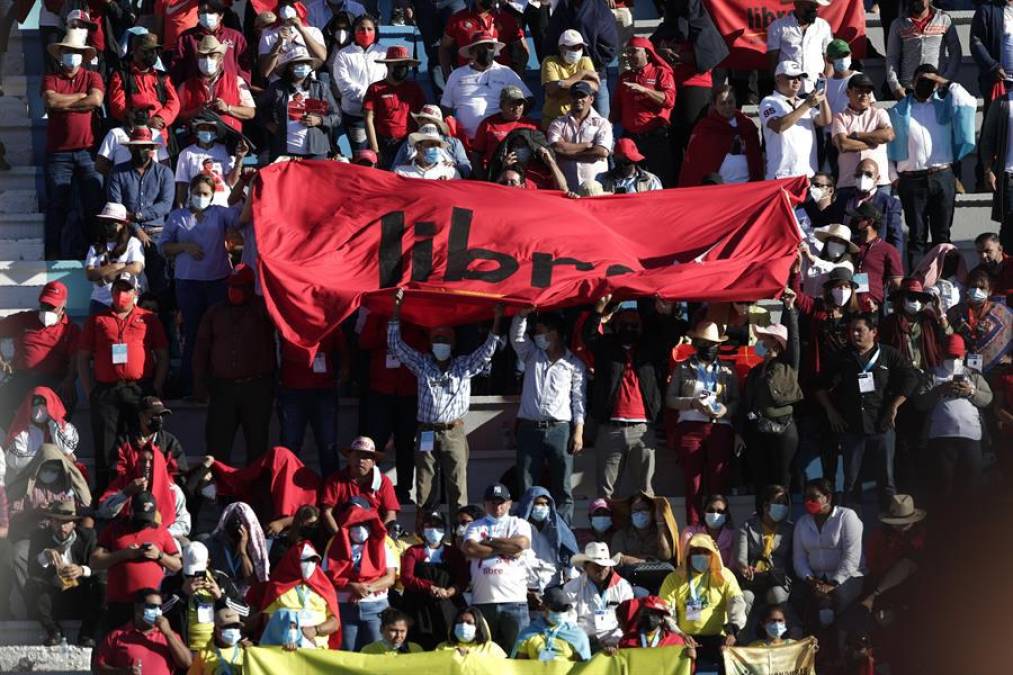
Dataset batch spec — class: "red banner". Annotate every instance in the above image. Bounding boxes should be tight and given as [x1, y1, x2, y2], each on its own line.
[703, 0, 866, 70]
[251, 162, 805, 346]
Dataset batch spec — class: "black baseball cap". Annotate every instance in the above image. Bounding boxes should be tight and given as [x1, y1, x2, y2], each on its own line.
[132, 491, 158, 522]
[847, 73, 875, 90]
[846, 201, 883, 224]
[140, 396, 172, 416]
[543, 587, 573, 612]
[570, 81, 594, 98]
[483, 483, 511, 502]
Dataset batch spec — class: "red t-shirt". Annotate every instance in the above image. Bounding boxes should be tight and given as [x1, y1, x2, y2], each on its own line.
[319, 468, 400, 514]
[280, 329, 347, 390]
[41, 68, 104, 152]
[444, 9, 524, 67]
[97, 625, 182, 675]
[0, 311, 80, 376]
[79, 306, 169, 384]
[612, 353, 647, 420]
[613, 62, 675, 134]
[362, 80, 427, 141]
[471, 114, 538, 168]
[856, 237, 904, 304]
[155, 0, 199, 46]
[97, 522, 179, 604]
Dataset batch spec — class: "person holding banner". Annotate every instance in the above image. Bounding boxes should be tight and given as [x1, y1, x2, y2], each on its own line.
[746, 603, 796, 647]
[435, 606, 508, 657]
[362, 607, 425, 654]
[766, 0, 833, 90]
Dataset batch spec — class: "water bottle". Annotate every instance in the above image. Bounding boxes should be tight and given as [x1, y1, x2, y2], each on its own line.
[59, 637, 69, 666]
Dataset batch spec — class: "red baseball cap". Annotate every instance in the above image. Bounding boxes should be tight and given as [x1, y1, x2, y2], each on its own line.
[38, 281, 68, 307]
[614, 138, 645, 163]
[944, 334, 966, 358]
[353, 148, 378, 165]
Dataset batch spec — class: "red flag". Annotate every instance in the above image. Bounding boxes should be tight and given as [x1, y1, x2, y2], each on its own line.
[703, 0, 866, 70]
[251, 161, 805, 347]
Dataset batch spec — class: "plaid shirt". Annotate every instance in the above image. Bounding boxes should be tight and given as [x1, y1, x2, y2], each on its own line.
[387, 320, 499, 424]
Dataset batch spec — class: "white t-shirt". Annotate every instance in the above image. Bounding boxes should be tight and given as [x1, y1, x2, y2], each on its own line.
[174, 143, 236, 207]
[259, 25, 326, 81]
[760, 90, 819, 179]
[84, 238, 146, 305]
[440, 63, 532, 138]
[766, 14, 833, 86]
[286, 85, 311, 154]
[464, 515, 533, 605]
[98, 127, 170, 165]
[1003, 7, 1013, 74]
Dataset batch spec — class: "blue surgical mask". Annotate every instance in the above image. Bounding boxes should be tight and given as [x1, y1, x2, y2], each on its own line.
[423, 527, 444, 547]
[631, 511, 651, 529]
[591, 516, 612, 532]
[832, 56, 851, 73]
[142, 607, 161, 625]
[291, 64, 312, 79]
[454, 622, 476, 643]
[422, 146, 440, 165]
[765, 621, 787, 639]
[220, 627, 242, 646]
[196, 130, 216, 145]
[753, 340, 767, 358]
[967, 287, 988, 304]
[533, 334, 550, 350]
[349, 525, 369, 544]
[431, 343, 452, 361]
[62, 52, 83, 69]
[704, 512, 726, 529]
[690, 554, 710, 573]
[530, 504, 550, 522]
[546, 611, 566, 626]
[768, 503, 789, 522]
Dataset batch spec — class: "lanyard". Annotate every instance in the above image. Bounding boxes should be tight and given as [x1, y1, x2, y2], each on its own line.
[640, 630, 662, 648]
[214, 645, 241, 675]
[859, 347, 881, 373]
[695, 362, 718, 394]
[688, 573, 709, 605]
[857, 238, 879, 273]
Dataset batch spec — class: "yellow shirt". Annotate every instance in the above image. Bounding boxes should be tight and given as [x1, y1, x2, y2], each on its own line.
[185, 591, 217, 651]
[514, 633, 577, 662]
[435, 641, 508, 658]
[659, 568, 743, 637]
[361, 640, 424, 655]
[540, 56, 597, 124]
[187, 644, 244, 675]
[264, 585, 332, 648]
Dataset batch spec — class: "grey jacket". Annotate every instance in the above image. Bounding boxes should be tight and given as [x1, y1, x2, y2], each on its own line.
[257, 77, 340, 160]
[733, 515, 794, 578]
[886, 12, 962, 92]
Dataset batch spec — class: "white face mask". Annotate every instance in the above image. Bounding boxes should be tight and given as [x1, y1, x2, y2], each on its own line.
[38, 468, 61, 484]
[561, 48, 581, 65]
[190, 193, 213, 211]
[349, 525, 370, 544]
[32, 404, 49, 424]
[832, 56, 851, 73]
[198, 12, 219, 30]
[200, 482, 217, 500]
[431, 343, 452, 361]
[456, 524, 469, 539]
[856, 175, 875, 193]
[334, 29, 350, 45]
[530, 504, 550, 522]
[826, 241, 847, 260]
[533, 334, 550, 350]
[220, 627, 241, 646]
[809, 186, 827, 203]
[830, 287, 852, 307]
[197, 56, 218, 76]
[62, 52, 83, 69]
[39, 310, 60, 327]
[300, 560, 316, 579]
[967, 287, 988, 304]
[903, 299, 922, 315]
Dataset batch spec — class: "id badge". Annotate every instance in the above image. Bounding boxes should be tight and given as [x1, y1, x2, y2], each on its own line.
[312, 353, 327, 374]
[538, 648, 556, 662]
[111, 343, 128, 365]
[857, 372, 875, 393]
[196, 602, 214, 624]
[385, 353, 401, 369]
[685, 602, 703, 622]
[593, 610, 612, 632]
[853, 273, 870, 294]
[967, 353, 983, 371]
[419, 430, 435, 453]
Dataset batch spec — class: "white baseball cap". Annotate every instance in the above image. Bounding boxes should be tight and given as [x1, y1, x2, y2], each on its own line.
[183, 541, 209, 576]
[558, 29, 586, 48]
[775, 60, 806, 78]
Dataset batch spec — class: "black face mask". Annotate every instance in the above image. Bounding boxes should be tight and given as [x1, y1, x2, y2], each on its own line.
[477, 0, 498, 10]
[797, 6, 818, 23]
[640, 612, 663, 631]
[391, 65, 409, 81]
[914, 79, 935, 100]
[695, 343, 719, 362]
[102, 221, 120, 240]
[908, 0, 926, 15]
[138, 51, 158, 69]
[131, 148, 150, 167]
[474, 46, 494, 67]
[147, 415, 163, 432]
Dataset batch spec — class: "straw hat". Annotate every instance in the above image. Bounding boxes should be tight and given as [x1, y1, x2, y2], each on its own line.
[754, 323, 788, 350]
[571, 541, 621, 568]
[408, 123, 448, 148]
[195, 35, 228, 56]
[340, 435, 385, 460]
[814, 223, 860, 254]
[411, 104, 450, 136]
[377, 44, 419, 65]
[458, 30, 505, 59]
[879, 495, 926, 526]
[277, 47, 322, 71]
[686, 321, 728, 343]
[48, 30, 97, 62]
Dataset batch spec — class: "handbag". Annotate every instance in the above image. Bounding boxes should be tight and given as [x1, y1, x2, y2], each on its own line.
[752, 414, 793, 435]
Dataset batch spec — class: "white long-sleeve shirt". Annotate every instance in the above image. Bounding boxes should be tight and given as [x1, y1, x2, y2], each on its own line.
[510, 315, 586, 424]
[6, 421, 80, 480]
[792, 506, 864, 585]
[329, 43, 387, 116]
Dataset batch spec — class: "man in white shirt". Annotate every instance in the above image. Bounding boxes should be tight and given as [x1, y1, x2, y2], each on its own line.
[510, 309, 586, 524]
[258, 2, 327, 81]
[766, 0, 833, 90]
[461, 483, 532, 652]
[760, 60, 831, 179]
[392, 124, 461, 180]
[547, 80, 613, 189]
[562, 542, 634, 651]
[439, 30, 532, 140]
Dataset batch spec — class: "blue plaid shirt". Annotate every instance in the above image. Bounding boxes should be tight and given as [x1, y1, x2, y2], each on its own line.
[387, 320, 499, 424]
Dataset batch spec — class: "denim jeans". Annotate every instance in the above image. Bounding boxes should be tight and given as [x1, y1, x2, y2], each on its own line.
[339, 598, 388, 651]
[44, 149, 103, 259]
[474, 602, 529, 653]
[516, 420, 573, 522]
[277, 387, 339, 476]
[175, 277, 227, 394]
[841, 429, 896, 510]
[594, 70, 610, 120]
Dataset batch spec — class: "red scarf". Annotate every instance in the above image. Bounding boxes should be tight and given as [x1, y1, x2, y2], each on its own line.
[616, 597, 685, 648]
[212, 447, 320, 521]
[5, 386, 68, 446]
[678, 109, 763, 186]
[100, 443, 177, 528]
[323, 504, 388, 587]
[627, 36, 673, 79]
[880, 312, 943, 369]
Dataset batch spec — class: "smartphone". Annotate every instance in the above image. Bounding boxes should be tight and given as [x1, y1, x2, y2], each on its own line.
[815, 78, 826, 93]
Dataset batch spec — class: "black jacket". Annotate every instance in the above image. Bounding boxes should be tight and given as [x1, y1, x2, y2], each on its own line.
[28, 526, 98, 587]
[816, 342, 917, 435]
[581, 310, 679, 423]
[256, 77, 340, 160]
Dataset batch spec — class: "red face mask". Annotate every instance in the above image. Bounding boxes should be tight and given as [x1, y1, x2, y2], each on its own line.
[111, 289, 134, 312]
[227, 287, 249, 305]
[353, 26, 375, 48]
[803, 498, 824, 515]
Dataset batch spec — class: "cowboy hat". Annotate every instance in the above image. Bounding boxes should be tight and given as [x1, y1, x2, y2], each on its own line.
[458, 30, 505, 59]
[571, 541, 621, 568]
[754, 323, 788, 350]
[814, 223, 860, 254]
[377, 44, 419, 65]
[686, 321, 729, 343]
[879, 494, 926, 526]
[195, 34, 228, 56]
[888, 277, 933, 302]
[47, 30, 97, 63]
[121, 126, 160, 146]
[277, 47, 323, 71]
[340, 435, 385, 460]
[41, 499, 80, 521]
[408, 123, 448, 148]
[411, 104, 450, 136]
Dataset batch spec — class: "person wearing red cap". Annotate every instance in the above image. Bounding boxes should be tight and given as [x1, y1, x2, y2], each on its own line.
[611, 36, 676, 186]
[438, 0, 527, 76]
[913, 334, 993, 502]
[193, 264, 277, 464]
[78, 272, 169, 491]
[595, 138, 662, 193]
[319, 436, 399, 532]
[615, 595, 692, 653]
[363, 45, 427, 169]
[0, 282, 80, 422]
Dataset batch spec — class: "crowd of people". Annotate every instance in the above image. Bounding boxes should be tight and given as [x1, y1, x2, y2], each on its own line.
[0, 0, 1012, 672]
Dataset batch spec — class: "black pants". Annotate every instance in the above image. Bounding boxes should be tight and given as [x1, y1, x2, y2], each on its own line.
[896, 168, 956, 268]
[364, 391, 418, 500]
[670, 84, 712, 183]
[628, 127, 675, 188]
[523, 4, 550, 63]
[90, 380, 148, 493]
[33, 577, 106, 639]
[929, 436, 982, 503]
[206, 375, 274, 464]
[1002, 172, 1013, 252]
[746, 419, 799, 493]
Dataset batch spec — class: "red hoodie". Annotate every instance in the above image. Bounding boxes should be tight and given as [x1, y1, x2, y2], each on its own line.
[4, 386, 68, 446]
[101, 443, 176, 528]
[323, 504, 389, 590]
[212, 446, 320, 521]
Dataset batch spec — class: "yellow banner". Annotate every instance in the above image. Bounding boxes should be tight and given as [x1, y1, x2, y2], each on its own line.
[722, 637, 818, 675]
[245, 645, 694, 675]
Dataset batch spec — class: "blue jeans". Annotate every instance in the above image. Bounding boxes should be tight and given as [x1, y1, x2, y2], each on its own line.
[594, 70, 610, 120]
[474, 602, 529, 653]
[175, 278, 227, 394]
[277, 387, 339, 476]
[45, 149, 103, 259]
[841, 429, 896, 510]
[338, 598, 388, 651]
[516, 420, 573, 522]
[343, 113, 368, 153]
